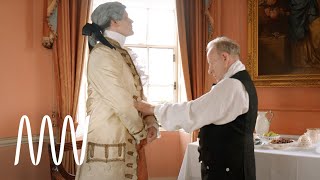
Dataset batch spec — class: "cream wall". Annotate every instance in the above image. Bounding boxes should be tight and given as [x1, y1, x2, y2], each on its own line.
[0, 0, 53, 179]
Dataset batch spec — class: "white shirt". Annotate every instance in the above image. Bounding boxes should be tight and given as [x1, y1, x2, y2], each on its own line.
[154, 60, 249, 133]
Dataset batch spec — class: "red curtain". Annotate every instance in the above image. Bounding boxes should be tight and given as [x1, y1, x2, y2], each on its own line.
[51, 0, 92, 174]
[176, 0, 210, 141]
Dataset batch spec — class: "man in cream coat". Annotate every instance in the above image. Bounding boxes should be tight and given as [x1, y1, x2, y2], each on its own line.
[76, 2, 159, 180]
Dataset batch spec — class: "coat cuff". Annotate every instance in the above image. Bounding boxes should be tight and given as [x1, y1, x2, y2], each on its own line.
[132, 125, 147, 144]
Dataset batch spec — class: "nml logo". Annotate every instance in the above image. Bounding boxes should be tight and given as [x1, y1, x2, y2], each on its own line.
[14, 115, 88, 166]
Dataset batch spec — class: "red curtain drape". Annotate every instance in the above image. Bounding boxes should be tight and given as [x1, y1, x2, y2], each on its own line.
[51, 0, 92, 174]
[176, 0, 210, 141]
[53, 0, 91, 128]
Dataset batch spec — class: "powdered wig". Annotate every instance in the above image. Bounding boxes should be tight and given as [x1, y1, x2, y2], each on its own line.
[208, 36, 240, 57]
[89, 2, 126, 47]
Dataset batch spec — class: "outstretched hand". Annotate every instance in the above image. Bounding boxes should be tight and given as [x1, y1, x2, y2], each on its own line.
[134, 100, 155, 116]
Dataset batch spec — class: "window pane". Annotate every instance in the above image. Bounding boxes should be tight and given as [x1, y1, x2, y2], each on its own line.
[126, 8, 147, 44]
[149, 48, 174, 85]
[148, 10, 176, 45]
[148, 0, 175, 10]
[93, 0, 148, 9]
[121, 0, 148, 8]
[148, 86, 174, 103]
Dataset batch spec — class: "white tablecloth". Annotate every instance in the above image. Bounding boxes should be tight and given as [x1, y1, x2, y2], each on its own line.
[178, 141, 320, 180]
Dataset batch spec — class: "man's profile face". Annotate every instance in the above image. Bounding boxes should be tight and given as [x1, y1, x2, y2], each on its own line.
[114, 11, 134, 37]
[207, 46, 227, 82]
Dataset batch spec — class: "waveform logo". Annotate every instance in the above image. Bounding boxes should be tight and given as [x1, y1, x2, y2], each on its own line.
[14, 115, 88, 166]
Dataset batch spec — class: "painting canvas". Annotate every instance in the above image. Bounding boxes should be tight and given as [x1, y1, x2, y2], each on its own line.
[247, 0, 320, 87]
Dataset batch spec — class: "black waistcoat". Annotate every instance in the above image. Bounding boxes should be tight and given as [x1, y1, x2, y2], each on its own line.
[198, 70, 258, 180]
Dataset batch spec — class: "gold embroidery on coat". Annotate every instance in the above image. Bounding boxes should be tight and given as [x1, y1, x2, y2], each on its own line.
[105, 37, 143, 98]
[89, 144, 94, 158]
[86, 142, 126, 163]
[132, 125, 145, 135]
[125, 174, 133, 179]
[127, 151, 134, 156]
[118, 145, 122, 157]
[126, 163, 133, 168]
[105, 146, 109, 159]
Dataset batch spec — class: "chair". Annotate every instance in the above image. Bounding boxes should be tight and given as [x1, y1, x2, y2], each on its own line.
[48, 140, 83, 180]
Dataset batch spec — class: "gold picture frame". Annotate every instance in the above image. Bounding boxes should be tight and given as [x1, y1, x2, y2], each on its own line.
[247, 0, 320, 87]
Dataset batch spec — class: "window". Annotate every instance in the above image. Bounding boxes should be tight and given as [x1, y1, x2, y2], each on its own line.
[76, 0, 186, 136]
[92, 0, 184, 103]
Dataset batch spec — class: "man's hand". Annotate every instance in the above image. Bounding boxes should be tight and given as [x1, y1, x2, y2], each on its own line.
[134, 100, 155, 116]
[147, 126, 157, 143]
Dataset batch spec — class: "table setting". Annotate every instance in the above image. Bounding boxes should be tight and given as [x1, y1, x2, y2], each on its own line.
[254, 111, 320, 153]
[178, 110, 320, 180]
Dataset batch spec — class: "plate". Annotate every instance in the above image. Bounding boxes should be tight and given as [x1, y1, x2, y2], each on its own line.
[262, 135, 280, 141]
[254, 142, 266, 148]
[269, 141, 297, 150]
[293, 143, 315, 150]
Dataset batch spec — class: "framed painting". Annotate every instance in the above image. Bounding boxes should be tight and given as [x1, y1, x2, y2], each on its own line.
[247, 0, 320, 87]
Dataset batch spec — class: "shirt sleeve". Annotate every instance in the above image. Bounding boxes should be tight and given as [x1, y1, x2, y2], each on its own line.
[154, 78, 249, 133]
[88, 47, 147, 141]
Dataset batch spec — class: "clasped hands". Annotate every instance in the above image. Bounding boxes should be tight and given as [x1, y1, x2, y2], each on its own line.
[134, 100, 157, 147]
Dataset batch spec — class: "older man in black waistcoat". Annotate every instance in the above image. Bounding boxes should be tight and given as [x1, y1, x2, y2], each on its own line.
[134, 36, 258, 180]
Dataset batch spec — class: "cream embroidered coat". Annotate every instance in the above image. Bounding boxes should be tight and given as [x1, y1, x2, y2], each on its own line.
[76, 38, 151, 180]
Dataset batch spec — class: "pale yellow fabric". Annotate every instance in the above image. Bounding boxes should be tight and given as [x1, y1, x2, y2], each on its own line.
[76, 43, 148, 180]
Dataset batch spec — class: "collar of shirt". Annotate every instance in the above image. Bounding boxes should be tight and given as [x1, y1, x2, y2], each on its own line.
[103, 30, 126, 48]
[221, 60, 246, 81]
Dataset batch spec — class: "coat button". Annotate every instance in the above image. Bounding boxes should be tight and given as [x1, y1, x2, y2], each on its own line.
[133, 95, 138, 100]
[133, 152, 138, 157]
[132, 163, 137, 168]
[206, 166, 210, 170]
[132, 175, 138, 180]
[226, 168, 230, 172]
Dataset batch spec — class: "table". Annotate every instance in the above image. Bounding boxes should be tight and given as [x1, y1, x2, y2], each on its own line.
[178, 140, 320, 180]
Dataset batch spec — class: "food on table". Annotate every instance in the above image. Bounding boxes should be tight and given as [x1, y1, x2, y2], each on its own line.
[270, 138, 293, 144]
[263, 131, 279, 137]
